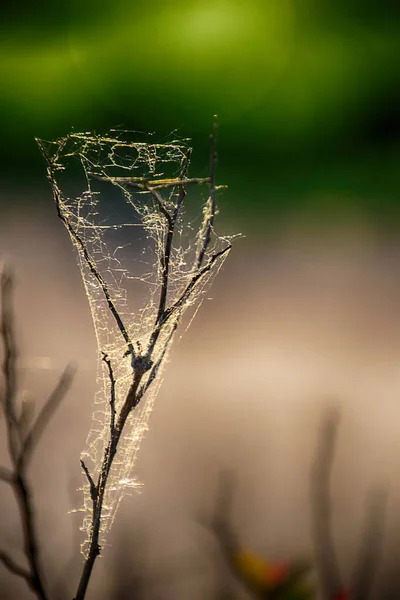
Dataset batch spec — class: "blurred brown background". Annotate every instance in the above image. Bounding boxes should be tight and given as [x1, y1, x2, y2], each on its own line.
[3, 200, 400, 597]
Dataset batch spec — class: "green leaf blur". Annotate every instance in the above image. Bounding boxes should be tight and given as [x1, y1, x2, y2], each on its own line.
[1, 0, 399, 222]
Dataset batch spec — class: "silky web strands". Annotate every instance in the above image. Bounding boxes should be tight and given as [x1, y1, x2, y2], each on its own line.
[37, 128, 236, 555]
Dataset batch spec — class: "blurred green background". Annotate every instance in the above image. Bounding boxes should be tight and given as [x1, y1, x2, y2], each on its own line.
[1, 0, 399, 226]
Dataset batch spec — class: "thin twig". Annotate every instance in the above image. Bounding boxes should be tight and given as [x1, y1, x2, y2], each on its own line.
[21, 365, 75, 467]
[88, 173, 210, 190]
[153, 151, 190, 334]
[154, 178, 189, 325]
[163, 244, 231, 323]
[213, 469, 238, 557]
[1, 269, 20, 461]
[0, 549, 31, 582]
[0, 268, 73, 600]
[135, 321, 179, 406]
[146, 243, 231, 360]
[38, 121, 232, 600]
[351, 488, 387, 600]
[196, 115, 218, 269]
[74, 369, 145, 600]
[37, 141, 136, 363]
[310, 407, 343, 600]
[144, 185, 172, 224]
[102, 353, 116, 435]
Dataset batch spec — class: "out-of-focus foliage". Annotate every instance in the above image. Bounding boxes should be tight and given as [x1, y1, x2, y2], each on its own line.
[1, 0, 399, 219]
[234, 550, 314, 599]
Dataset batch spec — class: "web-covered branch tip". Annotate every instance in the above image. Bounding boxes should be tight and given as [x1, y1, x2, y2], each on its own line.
[38, 123, 234, 558]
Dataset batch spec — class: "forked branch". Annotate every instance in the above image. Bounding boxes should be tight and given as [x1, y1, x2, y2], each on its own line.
[0, 269, 75, 600]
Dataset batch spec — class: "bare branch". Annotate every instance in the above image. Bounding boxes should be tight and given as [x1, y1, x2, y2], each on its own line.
[144, 185, 172, 225]
[310, 407, 343, 600]
[164, 244, 231, 322]
[0, 267, 74, 600]
[20, 365, 76, 467]
[212, 469, 238, 556]
[135, 321, 178, 406]
[1, 269, 20, 462]
[102, 353, 116, 434]
[154, 153, 190, 328]
[352, 488, 388, 600]
[146, 243, 231, 359]
[0, 549, 31, 582]
[196, 115, 218, 269]
[38, 120, 232, 600]
[38, 143, 136, 362]
[66, 218, 135, 361]
[88, 173, 210, 190]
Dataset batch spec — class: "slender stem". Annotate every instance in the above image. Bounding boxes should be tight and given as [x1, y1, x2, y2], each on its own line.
[0, 550, 31, 582]
[102, 353, 116, 435]
[149, 154, 190, 350]
[73, 371, 144, 600]
[310, 408, 343, 600]
[1, 271, 20, 462]
[196, 115, 218, 269]
[21, 366, 75, 468]
[12, 472, 50, 600]
[39, 145, 135, 361]
[36, 122, 231, 600]
[352, 489, 387, 600]
[0, 270, 52, 600]
[88, 174, 210, 190]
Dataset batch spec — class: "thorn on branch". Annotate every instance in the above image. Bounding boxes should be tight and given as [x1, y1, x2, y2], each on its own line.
[80, 460, 97, 504]
[102, 353, 116, 434]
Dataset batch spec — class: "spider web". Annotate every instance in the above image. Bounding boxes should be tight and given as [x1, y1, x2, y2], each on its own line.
[37, 129, 233, 554]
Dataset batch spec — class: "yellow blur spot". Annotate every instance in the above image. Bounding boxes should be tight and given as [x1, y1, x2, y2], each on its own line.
[235, 550, 269, 588]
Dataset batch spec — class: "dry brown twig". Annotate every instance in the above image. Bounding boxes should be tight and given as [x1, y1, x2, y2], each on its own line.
[351, 487, 387, 600]
[0, 269, 75, 600]
[310, 407, 343, 600]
